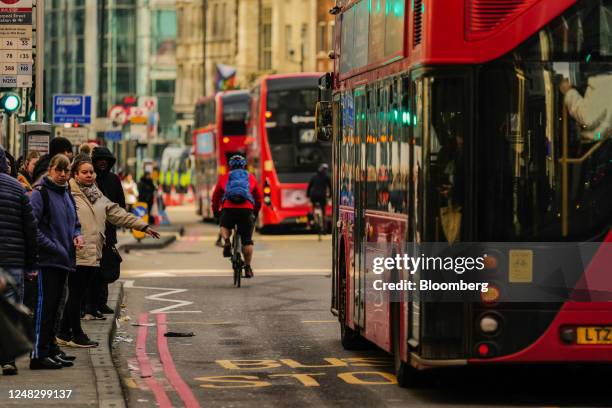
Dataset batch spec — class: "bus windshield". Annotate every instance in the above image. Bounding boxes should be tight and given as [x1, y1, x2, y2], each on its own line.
[265, 77, 331, 181]
[222, 93, 250, 136]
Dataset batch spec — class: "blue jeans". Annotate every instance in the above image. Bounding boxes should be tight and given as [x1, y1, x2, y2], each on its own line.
[0, 266, 24, 304]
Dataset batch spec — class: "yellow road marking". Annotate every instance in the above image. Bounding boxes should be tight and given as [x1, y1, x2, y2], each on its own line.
[123, 378, 138, 389]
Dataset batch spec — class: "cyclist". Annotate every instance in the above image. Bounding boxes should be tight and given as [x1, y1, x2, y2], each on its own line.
[212, 155, 261, 278]
[307, 164, 332, 230]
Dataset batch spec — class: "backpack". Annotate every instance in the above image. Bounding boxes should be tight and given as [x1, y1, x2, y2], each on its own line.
[222, 169, 254, 205]
[35, 184, 77, 226]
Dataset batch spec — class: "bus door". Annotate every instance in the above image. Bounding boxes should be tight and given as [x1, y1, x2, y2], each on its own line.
[353, 86, 367, 328]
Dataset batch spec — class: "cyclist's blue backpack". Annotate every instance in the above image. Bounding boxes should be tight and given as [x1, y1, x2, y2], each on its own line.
[223, 169, 254, 204]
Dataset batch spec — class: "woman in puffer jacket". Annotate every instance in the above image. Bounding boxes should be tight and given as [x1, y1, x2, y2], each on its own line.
[57, 155, 159, 348]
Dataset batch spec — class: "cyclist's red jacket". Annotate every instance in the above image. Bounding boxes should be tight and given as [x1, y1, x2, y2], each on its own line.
[212, 172, 262, 215]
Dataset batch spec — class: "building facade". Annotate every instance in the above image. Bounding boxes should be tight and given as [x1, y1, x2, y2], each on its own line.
[316, 0, 335, 72]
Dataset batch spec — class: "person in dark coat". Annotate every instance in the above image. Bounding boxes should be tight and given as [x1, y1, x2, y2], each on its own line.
[307, 163, 332, 215]
[32, 137, 74, 185]
[88, 146, 125, 316]
[138, 172, 156, 217]
[0, 146, 39, 375]
[29, 154, 83, 370]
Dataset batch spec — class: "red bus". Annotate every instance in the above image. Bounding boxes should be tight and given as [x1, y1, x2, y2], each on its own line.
[247, 73, 332, 230]
[319, 0, 612, 386]
[193, 90, 251, 220]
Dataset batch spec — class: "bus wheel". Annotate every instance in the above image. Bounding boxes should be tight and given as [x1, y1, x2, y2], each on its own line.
[392, 301, 420, 388]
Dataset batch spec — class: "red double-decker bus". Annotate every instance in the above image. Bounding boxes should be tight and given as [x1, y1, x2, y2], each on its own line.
[247, 73, 332, 230]
[193, 90, 251, 220]
[320, 0, 612, 386]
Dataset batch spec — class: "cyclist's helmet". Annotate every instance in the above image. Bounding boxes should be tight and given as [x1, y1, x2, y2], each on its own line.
[229, 154, 247, 170]
[318, 163, 329, 172]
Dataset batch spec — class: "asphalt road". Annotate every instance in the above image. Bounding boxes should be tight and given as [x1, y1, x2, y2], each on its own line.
[113, 207, 612, 408]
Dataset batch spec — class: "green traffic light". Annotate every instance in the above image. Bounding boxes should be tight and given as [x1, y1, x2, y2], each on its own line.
[29, 110, 36, 121]
[1, 92, 21, 113]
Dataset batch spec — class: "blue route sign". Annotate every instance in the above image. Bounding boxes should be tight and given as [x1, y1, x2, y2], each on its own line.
[104, 131, 122, 142]
[53, 94, 92, 124]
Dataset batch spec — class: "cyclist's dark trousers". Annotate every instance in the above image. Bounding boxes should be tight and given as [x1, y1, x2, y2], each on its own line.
[32, 268, 68, 359]
[220, 208, 255, 246]
[311, 196, 327, 215]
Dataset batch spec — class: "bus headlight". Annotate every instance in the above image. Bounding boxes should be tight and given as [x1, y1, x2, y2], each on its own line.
[479, 315, 499, 334]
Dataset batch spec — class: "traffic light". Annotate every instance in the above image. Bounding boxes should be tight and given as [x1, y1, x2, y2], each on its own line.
[0, 92, 21, 114]
[29, 109, 36, 121]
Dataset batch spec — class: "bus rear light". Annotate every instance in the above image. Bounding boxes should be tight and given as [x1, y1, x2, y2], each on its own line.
[480, 284, 500, 304]
[479, 315, 499, 334]
[223, 137, 230, 143]
[560, 327, 576, 344]
[264, 187, 271, 194]
[265, 111, 273, 119]
[483, 254, 498, 269]
[477, 343, 490, 357]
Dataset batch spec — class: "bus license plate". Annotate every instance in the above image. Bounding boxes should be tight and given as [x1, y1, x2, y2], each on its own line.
[576, 327, 612, 344]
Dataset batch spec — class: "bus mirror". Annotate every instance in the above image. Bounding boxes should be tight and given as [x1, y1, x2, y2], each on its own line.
[315, 101, 333, 142]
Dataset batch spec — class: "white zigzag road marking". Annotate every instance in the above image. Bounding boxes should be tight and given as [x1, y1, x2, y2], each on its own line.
[122, 280, 203, 314]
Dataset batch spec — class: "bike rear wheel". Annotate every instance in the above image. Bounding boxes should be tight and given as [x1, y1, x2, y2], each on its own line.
[232, 227, 242, 288]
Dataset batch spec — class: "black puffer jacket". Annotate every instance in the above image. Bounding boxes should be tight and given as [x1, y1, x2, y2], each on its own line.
[92, 146, 125, 245]
[0, 147, 39, 268]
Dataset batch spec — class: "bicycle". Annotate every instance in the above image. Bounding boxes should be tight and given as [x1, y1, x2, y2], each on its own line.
[230, 225, 244, 287]
[311, 202, 325, 242]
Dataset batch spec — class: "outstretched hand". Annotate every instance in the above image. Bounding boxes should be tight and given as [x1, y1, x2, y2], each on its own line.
[74, 235, 85, 250]
[145, 227, 161, 239]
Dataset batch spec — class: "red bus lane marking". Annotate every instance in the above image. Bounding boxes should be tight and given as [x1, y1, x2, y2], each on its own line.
[157, 313, 202, 408]
[135, 312, 173, 408]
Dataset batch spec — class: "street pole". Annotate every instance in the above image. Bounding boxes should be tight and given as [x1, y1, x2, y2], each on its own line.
[35, 0, 45, 121]
[203, 0, 208, 96]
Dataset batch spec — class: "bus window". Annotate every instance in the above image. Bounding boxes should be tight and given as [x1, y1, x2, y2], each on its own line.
[424, 77, 466, 244]
[222, 93, 250, 136]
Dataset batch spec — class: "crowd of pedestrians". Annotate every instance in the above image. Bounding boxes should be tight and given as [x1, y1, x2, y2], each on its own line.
[0, 140, 159, 373]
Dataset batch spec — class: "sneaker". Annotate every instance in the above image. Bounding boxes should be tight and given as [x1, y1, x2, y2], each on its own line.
[69, 335, 98, 348]
[82, 313, 96, 321]
[99, 304, 114, 314]
[2, 362, 17, 375]
[244, 265, 254, 279]
[57, 351, 76, 361]
[91, 311, 107, 320]
[223, 243, 232, 258]
[56, 334, 71, 346]
[51, 355, 74, 367]
[29, 357, 63, 370]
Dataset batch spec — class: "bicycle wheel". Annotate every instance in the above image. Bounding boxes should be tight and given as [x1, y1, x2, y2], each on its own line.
[314, 210, 323, 241]
[232, 227, 241, 288]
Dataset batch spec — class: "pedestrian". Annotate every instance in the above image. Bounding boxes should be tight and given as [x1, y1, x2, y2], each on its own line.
[5, 150, 17, 178]
[32, 137, 74, 185]
[29, 154, 83, 370]
[0, 146, 39, 375]
[90, 146, 126, 317]
[122, 173, 139, 211]
[79, 143, 92, 156]
[138, 171, 156, 218]
[17, 151, 40, 192]
[56, 155, 159, 346]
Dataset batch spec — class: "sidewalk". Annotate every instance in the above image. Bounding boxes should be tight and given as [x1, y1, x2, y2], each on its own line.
[0, 282, 125, 407]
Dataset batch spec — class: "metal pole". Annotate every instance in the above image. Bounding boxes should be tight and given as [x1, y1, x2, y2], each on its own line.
[35, 0, 45, 120]
[203, 0, 208, 96]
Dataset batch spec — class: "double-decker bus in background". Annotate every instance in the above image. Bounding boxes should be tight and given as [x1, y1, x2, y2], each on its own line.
[193, 90, 251, 219]
[248, 73, 332, 230]
[318, 0, 612, 386]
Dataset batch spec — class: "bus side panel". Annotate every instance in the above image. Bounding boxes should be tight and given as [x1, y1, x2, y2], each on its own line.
[340, 207, 356, 329]
[363, 213, 408, 353]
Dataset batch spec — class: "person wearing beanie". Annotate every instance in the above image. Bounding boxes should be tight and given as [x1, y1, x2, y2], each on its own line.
[32, 137, 74, 185]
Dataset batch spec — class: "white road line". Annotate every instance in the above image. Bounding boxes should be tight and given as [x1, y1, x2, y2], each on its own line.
[126, 268, 330, 275]
[121, 280, 202, 314]
[176, 235, 331, 242]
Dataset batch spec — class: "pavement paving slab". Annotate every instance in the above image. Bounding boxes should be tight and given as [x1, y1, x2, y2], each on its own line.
[0, 282, 126, 408]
